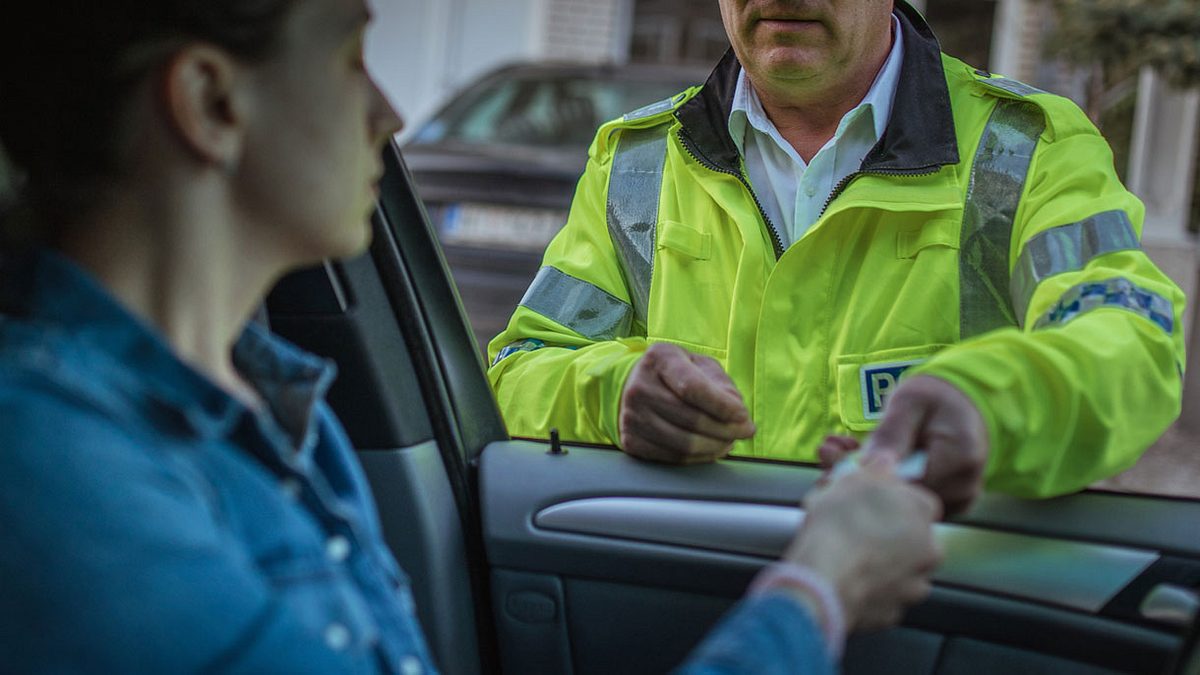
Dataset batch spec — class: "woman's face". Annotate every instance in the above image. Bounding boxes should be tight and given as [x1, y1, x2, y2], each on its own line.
[234, 0, 402, 264]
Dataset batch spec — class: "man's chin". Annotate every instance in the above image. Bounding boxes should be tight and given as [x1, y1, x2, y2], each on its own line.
[748, 45, 827, 78]
[751, 61, 825, 88]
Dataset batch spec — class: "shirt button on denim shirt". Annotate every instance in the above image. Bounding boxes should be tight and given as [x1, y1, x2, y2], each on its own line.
[0, 250, 440, 674]
[328, 535, 352, 563]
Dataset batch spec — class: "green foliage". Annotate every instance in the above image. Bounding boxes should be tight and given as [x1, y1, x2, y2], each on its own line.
[1051, 0, 1200, 87]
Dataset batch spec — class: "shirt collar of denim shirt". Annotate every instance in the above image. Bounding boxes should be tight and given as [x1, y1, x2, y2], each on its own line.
[728, 14, 905, 165]
[9, 248, 336, 460]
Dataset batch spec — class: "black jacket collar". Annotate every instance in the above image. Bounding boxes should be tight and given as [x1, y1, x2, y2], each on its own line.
[675, 1, 960, 175]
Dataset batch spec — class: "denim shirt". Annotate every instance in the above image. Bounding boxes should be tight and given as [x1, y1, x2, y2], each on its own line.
[0, 251, 836, 674]
[0, 251, 437, 674]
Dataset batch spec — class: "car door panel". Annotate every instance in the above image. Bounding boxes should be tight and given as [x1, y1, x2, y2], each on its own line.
[532, 497, 1160, 613]
[480, 441, 1187, 674]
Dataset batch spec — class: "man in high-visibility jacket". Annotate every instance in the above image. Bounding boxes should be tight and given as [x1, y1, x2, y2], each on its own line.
[486, 0, 1186, 509]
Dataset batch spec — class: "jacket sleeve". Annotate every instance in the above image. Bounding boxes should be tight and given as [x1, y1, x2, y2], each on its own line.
[672, 593, 835, 675]
[915, 102, 1186, 498]
[487, 130, 647, 444]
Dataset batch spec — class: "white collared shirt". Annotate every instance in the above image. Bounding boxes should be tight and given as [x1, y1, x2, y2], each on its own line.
[728, 16, 905, 248]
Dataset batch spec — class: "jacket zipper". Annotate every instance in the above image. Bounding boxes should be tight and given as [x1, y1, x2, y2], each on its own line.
[678, 128, 947, 257]
[676, 129, 786, 259]
[816, 166, 943, 220]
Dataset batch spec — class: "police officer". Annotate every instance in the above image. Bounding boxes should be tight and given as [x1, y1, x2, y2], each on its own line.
[488, 0, 1185, 512]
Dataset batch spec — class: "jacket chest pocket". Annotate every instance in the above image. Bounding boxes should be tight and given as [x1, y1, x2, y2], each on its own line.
[835, 344, 949, 432]
[878, 216, 965, 329]
[896, 217, 961, 259]
[648, 220, 730, 357]
[659, 220, 712, 260]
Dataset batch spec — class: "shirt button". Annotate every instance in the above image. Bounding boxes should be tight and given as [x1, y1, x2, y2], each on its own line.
[280, 477, 302, 500]
[401, 656, 423, 675]
[804, 185, 817, 198]
[324, 623, 351, 651]
[326, 535, 351, 563]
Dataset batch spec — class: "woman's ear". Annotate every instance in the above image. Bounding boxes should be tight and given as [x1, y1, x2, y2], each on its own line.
[160, 46, 247, 171]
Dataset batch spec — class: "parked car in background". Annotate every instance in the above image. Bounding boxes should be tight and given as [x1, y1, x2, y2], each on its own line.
[403, 61, 707, 352]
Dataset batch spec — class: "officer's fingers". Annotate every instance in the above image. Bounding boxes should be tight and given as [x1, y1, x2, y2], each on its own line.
[659, 357, 749, 424]
[921, 437, 984, 515]
[622, 359, 677, 409]
[867, 388, 929, 459]
[649, 394, 756, 442]
[639, 342, 692, 374]
[620, 412, 692, 463]
[818, 435, 860, 469]
[826, 435, 860, 453]
[926, 474, 980, 517]
[688, 354, 745, 399]
[626, 370, 753, 441]
[922, 446, 972, 489]
[621, 406, 729, 464]
[818, 444, 848, 470]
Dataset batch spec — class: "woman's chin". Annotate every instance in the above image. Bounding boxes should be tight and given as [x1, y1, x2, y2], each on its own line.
[328, 221, 374, 261]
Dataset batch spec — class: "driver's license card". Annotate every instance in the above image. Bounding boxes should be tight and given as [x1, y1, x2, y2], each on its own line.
[828, 449, 928, 483]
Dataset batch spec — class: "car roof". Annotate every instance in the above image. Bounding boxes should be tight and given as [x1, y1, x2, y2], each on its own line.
[475, 60, 712, 85]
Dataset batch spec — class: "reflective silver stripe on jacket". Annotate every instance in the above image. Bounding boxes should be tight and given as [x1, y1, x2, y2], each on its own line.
[959, 99, 1046, 339]
[519, 266, 634, 341]
[624, 96, 677, 122]
[1034, 277, 1174, 334]
[607, 124, 670, 325]
[1010, 210, 1140, 324]
[978, 76, 1046, 98]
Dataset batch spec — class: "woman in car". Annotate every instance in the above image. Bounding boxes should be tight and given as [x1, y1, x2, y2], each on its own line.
[0, 0, 940, 672]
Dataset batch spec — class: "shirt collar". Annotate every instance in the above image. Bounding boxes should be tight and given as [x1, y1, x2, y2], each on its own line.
[728, 14, 906, 160]
[9, 248, 336, 450]
[234, 321, 337, 462]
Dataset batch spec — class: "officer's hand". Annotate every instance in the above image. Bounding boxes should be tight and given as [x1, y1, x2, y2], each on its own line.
[619, 343, 755, 464]
[783, 452, 943, 631]
[818, 434, 861, 470]
[869, 375, 989, 515]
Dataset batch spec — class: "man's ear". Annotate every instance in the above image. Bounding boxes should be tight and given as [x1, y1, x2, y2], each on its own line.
[160, 46, 246, 170]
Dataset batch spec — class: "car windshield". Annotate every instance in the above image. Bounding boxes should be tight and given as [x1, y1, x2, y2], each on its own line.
[410, 73, 693, 149]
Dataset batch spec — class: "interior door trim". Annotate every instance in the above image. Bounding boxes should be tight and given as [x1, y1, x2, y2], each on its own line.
[535, 496, 1160, 613]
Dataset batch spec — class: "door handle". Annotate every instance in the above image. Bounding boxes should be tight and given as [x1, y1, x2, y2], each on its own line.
[1140, 583, 1200, 627]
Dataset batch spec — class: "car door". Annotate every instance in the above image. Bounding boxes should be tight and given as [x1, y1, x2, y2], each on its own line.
[268, 141, 1200, 675]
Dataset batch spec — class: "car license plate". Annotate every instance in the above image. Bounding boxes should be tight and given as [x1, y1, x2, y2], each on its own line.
[439, 203, 568, 252]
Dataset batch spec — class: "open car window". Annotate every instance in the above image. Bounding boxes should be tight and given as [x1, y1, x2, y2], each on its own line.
[258, 140, 1200, 674]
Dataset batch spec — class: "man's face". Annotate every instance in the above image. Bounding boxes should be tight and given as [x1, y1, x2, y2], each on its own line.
[718, 0, 895, 89]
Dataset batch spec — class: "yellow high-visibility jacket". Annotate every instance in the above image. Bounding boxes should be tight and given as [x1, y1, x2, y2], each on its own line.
[487, 3, 1186, 498]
